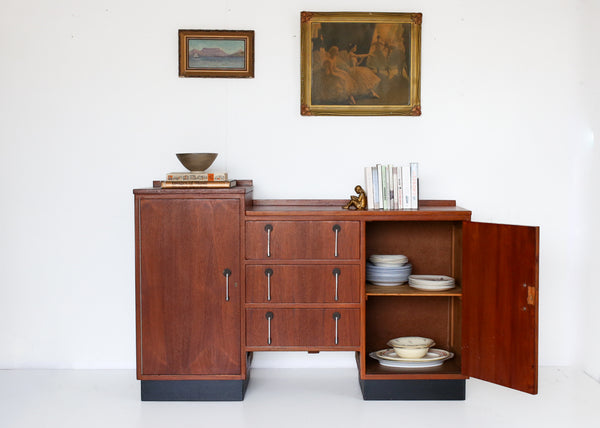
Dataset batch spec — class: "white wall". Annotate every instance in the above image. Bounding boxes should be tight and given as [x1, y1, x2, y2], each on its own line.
[0, 0, 598, 372]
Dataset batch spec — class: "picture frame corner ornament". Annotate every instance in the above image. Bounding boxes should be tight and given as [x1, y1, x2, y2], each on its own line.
[412, 13, 423, 25]
[301, 104, 313, 116]
[411, 105, 422, 116]
[301, 11, 315, 23]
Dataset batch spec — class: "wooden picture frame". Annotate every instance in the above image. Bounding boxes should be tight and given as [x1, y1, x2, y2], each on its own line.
[179, 30, 254, 78]
[301, 12, 421, 116]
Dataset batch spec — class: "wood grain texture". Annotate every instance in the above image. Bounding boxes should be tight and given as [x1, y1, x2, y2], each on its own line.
[245, 221, 360, 260]
[246, 264, 360, 303]
[462, 221, 539, 394]
[138, 198, 241, 376]
[245, 308, 360, 348]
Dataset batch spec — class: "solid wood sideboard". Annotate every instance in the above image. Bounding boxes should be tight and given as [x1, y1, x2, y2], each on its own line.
[134, 182, 539, 401]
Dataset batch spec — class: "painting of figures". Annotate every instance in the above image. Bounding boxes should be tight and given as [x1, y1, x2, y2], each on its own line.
[179, 30, 254, 78]
[301, 13, 421, 116]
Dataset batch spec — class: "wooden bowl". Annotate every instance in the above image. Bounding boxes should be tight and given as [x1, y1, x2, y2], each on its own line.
[176, 153, 218, 171]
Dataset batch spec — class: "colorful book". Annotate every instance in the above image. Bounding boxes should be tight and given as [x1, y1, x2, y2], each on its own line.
[166, 172, 228, 181]
[160, 180, 237, 189]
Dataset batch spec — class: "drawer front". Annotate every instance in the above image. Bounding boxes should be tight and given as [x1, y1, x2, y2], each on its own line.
[246, 265, 360, 303]
[245, 221, 360, 260]
[246, 309, 360, 348]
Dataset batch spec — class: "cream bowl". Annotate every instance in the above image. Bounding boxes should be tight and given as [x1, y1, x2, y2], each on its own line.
[387, 336, 435, 359]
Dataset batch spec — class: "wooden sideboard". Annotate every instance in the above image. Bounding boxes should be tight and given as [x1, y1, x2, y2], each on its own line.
[134, 182, 539, 401]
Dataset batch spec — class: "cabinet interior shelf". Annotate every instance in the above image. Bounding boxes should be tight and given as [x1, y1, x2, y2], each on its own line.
[365, 284, 462, 297]
[364, 357, 464, 379]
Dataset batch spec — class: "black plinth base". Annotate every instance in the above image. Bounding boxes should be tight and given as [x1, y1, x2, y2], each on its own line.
[359, 378, 465, 400]
[141, 378, 250, 401]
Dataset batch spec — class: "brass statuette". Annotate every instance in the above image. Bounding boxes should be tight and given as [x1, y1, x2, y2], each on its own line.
[343, 185, 367, 210]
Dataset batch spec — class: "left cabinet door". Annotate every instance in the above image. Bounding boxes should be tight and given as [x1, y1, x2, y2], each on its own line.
[137, 198, 241, 376]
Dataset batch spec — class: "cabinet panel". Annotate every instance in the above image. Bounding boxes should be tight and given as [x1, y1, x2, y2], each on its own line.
[462, 221, 539, 394]
[246, 265, 360, 303]
[137, 198, 241, 376]
[246, 221, 360, 260]
[246, 308, 360, 348]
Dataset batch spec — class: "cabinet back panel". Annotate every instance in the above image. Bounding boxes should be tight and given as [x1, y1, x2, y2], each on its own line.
[366, 222, 460, 278]
[365, 296, 461, 360]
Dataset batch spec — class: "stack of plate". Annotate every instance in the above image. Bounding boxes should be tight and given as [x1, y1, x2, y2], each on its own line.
[369, 254, 408, 267]
[369, 348, 454, 368]
[367, 255, 411, 286]
[408, 275, 456, 291]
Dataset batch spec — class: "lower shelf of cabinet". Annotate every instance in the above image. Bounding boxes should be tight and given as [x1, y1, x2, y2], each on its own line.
[364, 358, 465, 380]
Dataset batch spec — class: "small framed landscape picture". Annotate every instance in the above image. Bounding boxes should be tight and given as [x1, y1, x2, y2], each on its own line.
[179, 30, 254, 78]
[301, 12, 421, 116]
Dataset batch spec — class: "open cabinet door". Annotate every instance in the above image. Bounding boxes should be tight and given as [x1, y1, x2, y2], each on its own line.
[462, 221, 539, 394]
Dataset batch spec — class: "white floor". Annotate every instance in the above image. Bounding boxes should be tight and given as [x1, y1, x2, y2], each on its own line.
[0, 367, 598, 428]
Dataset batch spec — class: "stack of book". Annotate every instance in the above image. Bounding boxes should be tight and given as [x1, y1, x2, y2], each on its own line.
[158, 171, 237, 188]
[364, 163, 419, 210]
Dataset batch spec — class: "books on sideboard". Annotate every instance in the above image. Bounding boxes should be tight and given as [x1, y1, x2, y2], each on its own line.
[166, 172, 228, 181]
[364, 162, 419, 210]
[158, 179, 237, 189]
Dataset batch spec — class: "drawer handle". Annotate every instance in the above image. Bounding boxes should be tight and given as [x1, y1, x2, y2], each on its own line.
[333, 312, 341, 345]
[332, 224, 341, 257]
[332, 268, 341, 301]
[265, 268, 273, 301]
[264, 224, 273, 257]
[265, 311, 274, 345]
[223, 268, 232, 302]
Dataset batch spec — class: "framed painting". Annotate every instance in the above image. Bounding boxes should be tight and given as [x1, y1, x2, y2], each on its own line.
[301, 12, 421, 116]
[179, 30, 254, 78]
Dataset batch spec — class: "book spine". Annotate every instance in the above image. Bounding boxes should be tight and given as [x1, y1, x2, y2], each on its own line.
[365, 166, 374, 210]
[160, 180, 236, 188]
[392, 166, 398, 210]
[410, 162, 419, 209]
[381, 165, 388, 210]
[166, 172, 228, 181]
[377, 164, 383, 210]
[397, 166, 403, 209]
[402, 165, 411, 208]
[371, 166, 379, 209]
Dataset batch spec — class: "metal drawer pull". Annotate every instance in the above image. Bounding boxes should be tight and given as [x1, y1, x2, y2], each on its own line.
[332, 224, 341, 257]
[223, 268, 232, 301]
[265, 268, 273, 301]
[333, 312, 341, 345]
[265, 311, 274, 345]
[332, 268, 341, 301]
[264, 224, 273, 257]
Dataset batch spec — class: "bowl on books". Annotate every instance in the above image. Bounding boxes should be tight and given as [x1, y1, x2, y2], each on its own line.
[176, 153, 218, 172]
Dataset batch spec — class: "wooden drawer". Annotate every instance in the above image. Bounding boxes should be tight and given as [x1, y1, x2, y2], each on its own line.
[245, 221, 360, 260]
[246, 264, 360, 303]
[246, 308, 360, 348]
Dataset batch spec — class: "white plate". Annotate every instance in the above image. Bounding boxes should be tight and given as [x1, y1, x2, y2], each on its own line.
[408, 283, 456, 291]
[368, 280, 407, 286]
[408, 275, 455, 291]
[370, 348, 454, 368]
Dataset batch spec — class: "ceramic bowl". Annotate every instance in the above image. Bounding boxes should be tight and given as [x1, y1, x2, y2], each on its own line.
[387, 336, 435, 359]
[176, 153, 218, 171]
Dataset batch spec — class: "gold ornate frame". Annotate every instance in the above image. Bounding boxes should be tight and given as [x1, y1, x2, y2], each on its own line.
[301, 12, 421, 116]
[179, 30, 254, 78]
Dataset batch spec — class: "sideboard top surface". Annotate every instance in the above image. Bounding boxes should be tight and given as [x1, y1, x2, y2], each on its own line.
[247, 200, 472, 221]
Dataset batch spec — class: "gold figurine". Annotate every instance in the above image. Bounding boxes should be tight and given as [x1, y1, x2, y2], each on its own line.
[343, 185, 367, 210]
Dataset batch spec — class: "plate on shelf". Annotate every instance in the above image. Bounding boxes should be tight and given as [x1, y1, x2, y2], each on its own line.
[369, 254, 408, 267]
[369, 348, 454, 368]
[408, 275, 456, 291]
